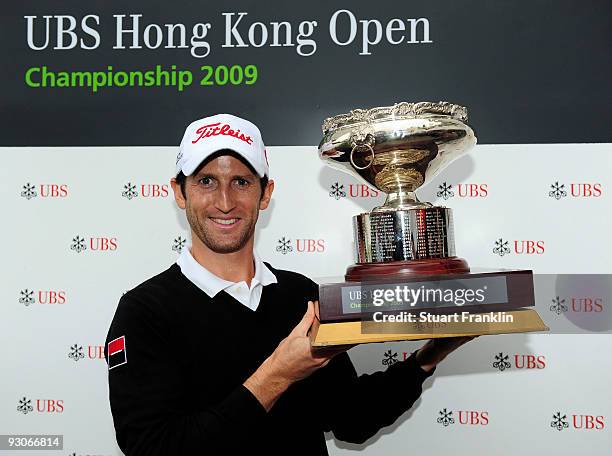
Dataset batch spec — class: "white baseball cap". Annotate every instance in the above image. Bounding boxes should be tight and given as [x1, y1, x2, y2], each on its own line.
[175, 113, 269, 177]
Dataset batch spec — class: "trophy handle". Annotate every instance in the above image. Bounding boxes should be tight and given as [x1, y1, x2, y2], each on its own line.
[350, 143, 375, 170]
[349, 133, 376, 170]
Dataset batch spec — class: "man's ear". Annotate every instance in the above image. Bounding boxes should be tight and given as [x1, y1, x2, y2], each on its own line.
[259, 179, 274, 210]
[170, 177, 186, 210]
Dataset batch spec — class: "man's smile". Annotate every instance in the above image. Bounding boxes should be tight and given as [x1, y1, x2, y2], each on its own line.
[209, 217, 241, 228]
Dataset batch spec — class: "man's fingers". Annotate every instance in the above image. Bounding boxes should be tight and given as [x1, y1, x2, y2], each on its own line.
[290, 301, 315, 337]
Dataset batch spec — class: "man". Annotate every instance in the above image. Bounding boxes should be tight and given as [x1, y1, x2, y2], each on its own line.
[104, 113, 474, 455]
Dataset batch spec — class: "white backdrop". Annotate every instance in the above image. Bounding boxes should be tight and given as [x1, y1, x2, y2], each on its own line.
[1, 144, 611, 455]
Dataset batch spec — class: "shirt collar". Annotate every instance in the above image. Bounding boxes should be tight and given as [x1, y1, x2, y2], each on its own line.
[176, 246, 277, 298]
[253, 250, 278, 288]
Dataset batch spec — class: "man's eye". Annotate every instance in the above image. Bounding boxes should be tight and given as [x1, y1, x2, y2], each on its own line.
[198, 177, 213, 185]
[235, 178, 249, 187]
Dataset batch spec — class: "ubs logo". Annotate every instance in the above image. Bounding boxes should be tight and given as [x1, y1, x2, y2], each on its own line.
[549, 181, 602, 199]
[70, 235, 118, 253]
[20, 182, 69, 199]
[551, 412, 605, 431]
[437, 182, 488, 200]
[68, 344, 105, 362]
[492, 352, 546, 371]
[550, 295, 604, 315]
[172, 236, 187, 253]
[329, 182, 379, 200]
[437, 409, 489, 426]
[276, 237, 325, 254]
[122, 182, 169, 199]
[19, 289, 66, 306]
[493, 238, 545, 256]
[16, 397, 64, 414]
[382, 349, 400, 366]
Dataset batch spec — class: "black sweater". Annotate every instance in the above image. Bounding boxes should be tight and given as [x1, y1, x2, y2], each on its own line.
[104, 263, 435, 455]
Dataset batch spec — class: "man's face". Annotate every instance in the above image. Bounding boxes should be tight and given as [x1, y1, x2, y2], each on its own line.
[171, 155, 273, 254]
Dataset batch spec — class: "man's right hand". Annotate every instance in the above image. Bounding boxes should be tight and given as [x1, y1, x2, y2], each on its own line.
[269, 300, 342, 381]
[243, 301, 350, 411]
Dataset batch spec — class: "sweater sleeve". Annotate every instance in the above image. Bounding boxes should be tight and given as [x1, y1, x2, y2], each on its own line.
[104, 293, 268, 455]
[314, 349, 435, 444]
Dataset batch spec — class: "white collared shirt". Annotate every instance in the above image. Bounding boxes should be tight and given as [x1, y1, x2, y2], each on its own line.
[176, 246, 277, 311]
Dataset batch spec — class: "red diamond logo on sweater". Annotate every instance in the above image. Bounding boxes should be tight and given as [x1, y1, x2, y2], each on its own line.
[107, 335, 127, 370]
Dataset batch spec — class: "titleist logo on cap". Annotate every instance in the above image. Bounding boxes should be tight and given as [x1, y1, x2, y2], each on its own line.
[192, 122, 254, 145]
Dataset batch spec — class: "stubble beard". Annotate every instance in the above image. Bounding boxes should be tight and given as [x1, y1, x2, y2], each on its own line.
[186, 206, 257, 254]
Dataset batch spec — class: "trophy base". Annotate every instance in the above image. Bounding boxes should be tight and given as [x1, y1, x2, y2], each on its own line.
[310, 308, 548, 348]
[312, 268, 549, 347]
[345, 257, 470, 281]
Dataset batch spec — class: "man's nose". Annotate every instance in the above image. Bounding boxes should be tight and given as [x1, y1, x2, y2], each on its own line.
[214, 185, 236, 213]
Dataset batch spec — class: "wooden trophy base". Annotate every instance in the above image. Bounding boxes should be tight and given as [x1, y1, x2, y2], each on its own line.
[345, 257, 470, 281]
[311, 260, 549, 348]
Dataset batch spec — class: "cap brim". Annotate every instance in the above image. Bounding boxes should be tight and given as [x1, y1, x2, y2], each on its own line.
[181, 144, 266, 178]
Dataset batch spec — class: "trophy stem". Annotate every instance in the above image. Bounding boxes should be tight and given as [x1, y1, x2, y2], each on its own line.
[353, 206, 456, 262]
[374, 191, 432, 212]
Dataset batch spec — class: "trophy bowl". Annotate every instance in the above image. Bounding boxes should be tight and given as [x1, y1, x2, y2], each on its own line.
[319, 101, 477, 280]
